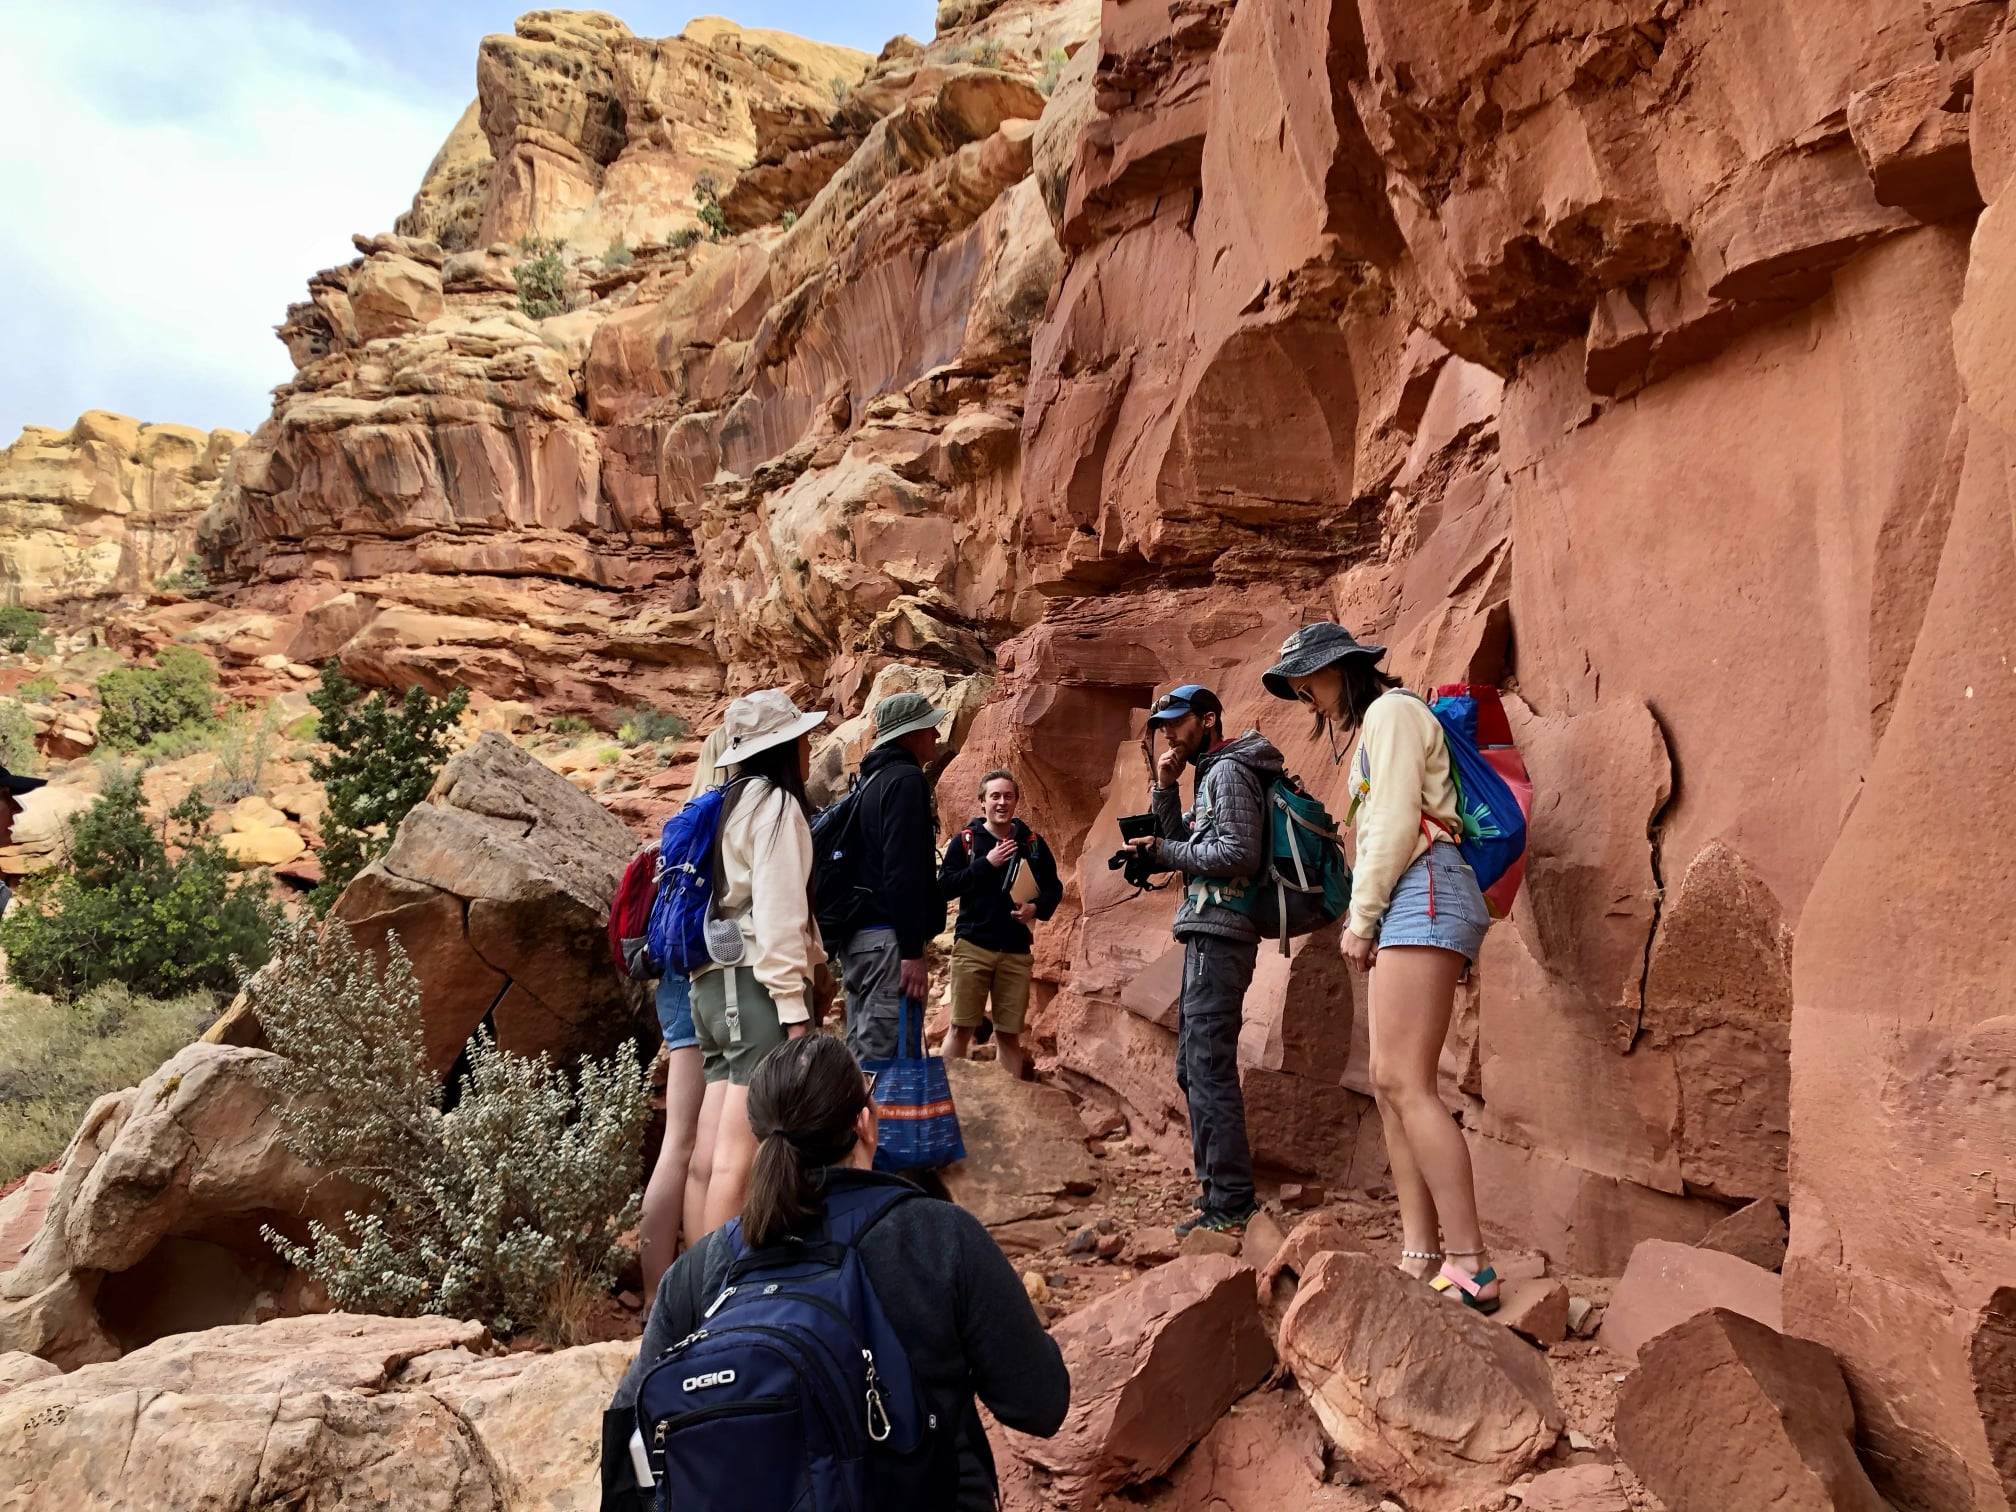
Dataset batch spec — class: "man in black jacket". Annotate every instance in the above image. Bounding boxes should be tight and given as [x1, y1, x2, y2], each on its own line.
[840, 691, 949, 1062]
[938, 768, 1063, 1079]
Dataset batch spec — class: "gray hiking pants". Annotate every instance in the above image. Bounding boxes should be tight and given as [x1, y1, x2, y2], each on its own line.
[1174, 932, 1258, 1216]
[840, 925, 902, 1063]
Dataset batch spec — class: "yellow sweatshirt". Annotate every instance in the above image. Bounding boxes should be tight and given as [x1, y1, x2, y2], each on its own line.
[701, 778, 826, 1023]
[1346, 691, 1461, 940]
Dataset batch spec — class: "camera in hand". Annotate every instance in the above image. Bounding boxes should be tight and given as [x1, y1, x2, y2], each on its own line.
[1107, 813, 1167, 891]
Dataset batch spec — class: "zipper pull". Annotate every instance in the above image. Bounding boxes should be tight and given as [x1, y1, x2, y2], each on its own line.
[702, 1285, 736, 1319]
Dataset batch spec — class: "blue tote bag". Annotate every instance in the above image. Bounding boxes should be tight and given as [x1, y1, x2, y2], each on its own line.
[863, 995, 966, 1173]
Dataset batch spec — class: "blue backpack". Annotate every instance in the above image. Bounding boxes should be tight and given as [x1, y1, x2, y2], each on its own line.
[1416, 687, 1531, 911]
[644, 777, 750, 977]
[635, 1183, 950, 1512]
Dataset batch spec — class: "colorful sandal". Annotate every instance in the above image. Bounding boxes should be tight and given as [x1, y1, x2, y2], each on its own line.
[1431, 1251, 1500, 1314]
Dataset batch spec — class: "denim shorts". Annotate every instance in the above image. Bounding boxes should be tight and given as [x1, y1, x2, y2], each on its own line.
[655, 973, 699, 1053]
[1376, 841, 1490, 963]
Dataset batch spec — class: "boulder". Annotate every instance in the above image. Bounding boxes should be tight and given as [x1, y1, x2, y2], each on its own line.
[1278, 1249, 1562, 1511]
[0, 1312, 623, 1510]
[332, 732, 646, 1074]
[1256, 1213, 1363, 1302]
[0, 1044, 352, 1365]
[1004, 1253, 1273, 1507]
[219, 825, 307, 868]
[1697, 1198, 1788, 1271]
[1596, 1238, 1783, 1361]
[937, 1057, 1098, 1244]
[1144, 1385, 1361, 1510]
[0, 1352, 56, 1396]
[1615, 1308, 1888, 1512]
[1510, 1463, 1633, 1512]
[1496, 1278, 1571, 1349]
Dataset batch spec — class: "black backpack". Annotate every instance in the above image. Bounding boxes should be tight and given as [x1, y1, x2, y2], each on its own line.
[810, 768, 891, 952]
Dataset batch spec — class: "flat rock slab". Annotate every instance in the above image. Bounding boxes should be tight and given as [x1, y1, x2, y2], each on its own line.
[1497, 1278, 1570, 1348]
[1005, 1253, 1274, 1508]
[1279, 1248, 1562, 1512]
[1596, 1237, 1782, 1360]
[1617, 1308, 1888, 1512]
[1696, 1198, 1788, 1271]
[1511, 1462, 1633, 1511]
[938, 1059, 1099, 1230]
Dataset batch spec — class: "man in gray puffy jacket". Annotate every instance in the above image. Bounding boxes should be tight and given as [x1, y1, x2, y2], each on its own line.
[1128, 683, 1283, 1236]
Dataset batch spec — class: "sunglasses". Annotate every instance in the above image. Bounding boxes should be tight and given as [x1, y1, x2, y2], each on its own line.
[862, 1070, 878, 1101]
[1293, 685, 1316, 705]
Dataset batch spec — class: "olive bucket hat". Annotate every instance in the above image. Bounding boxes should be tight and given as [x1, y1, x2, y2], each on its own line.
[871, 690, 949, 748]
[1261, 622, 1387, 700]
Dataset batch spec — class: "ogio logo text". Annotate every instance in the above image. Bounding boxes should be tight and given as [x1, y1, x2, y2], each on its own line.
[683, 1369, 737, 1392]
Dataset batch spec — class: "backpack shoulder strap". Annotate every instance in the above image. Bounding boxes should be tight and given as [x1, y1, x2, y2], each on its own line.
[824, 1181, 923, 1250]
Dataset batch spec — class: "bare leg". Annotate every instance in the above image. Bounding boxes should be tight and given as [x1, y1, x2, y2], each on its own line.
[996, 1030, 1027, 1080]
[700, 1084, 759, 1234]
[1370, 946, 1491, 1289]
[944, 1025, 974, 1059]
[639, 1047, 704, 1300]
[684, 1079, 728, 1248]
[1369, 966, 1442, 1278]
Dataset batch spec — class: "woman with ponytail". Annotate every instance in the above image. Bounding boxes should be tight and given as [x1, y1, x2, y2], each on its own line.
[604, 1033, 1069, 1511]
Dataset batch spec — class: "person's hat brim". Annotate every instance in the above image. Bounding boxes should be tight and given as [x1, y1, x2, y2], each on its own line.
[0, 771, 47, 796]
[1261, 640, 1386, 700]
[719, 709, 827, 766]
[1145, 703, 1194, 726]
[872, 707, 949, 748]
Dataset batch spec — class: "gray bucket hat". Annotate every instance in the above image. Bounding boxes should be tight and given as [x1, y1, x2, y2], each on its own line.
[871, 690, 948, 748]
[1261, 622, 1387, 700]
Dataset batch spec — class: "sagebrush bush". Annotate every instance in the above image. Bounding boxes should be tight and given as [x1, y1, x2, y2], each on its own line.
[159, 554, 212, 595]
[0, 983, 216, 1183]
[211, 700, 280, 803]
[254, 920, 648, 1342]
[668, 226, 702, 252]
[0, 605, 46, 654]
[604, 238, 633, 268]
[513, 236, 569, 319]
[307, 666, 468, 910]
[616, 707, 687, 746]
[0, 772, 278, 999]
[16, 675, 57, 702]
[0, 699, 39, 774]
[97, 644, 217, 750]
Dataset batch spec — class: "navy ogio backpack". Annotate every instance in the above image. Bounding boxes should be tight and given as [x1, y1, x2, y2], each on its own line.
[644, 777, 750, 976]
[635, 1183, 951, 1511]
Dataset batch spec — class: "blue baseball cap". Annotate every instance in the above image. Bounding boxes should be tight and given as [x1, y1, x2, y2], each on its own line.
[1146, 684, 1224, 726]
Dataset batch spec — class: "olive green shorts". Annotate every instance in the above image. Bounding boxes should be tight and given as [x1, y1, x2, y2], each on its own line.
[949, 939, 1033, 1035]
[691, 967, 789, 1085]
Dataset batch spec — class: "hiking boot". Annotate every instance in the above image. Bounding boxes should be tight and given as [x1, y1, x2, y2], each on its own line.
[1173, 1209, 1209, 1238]
[1199, 1207, 1257, 1237]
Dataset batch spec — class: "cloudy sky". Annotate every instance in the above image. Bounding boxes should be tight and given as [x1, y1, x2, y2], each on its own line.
[0, 1, 933, 445]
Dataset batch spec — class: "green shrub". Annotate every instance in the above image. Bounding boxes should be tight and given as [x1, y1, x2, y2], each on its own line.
[0, 772, 279, 1000]
[158, 554, 212, 595]
[307, 667, 469, 911]
[212, 700, 281, 803]
[616, 708, 687, 746]
[1040, 47, 1067, 96]
[973, 39, 1003, 67]
[780, 210, 798, 231]
[668, 226, 702, 252]
[17, 676, 57, 702]
[285, 713, 319, 742]
[0, 983, 217, 1184]
[96, 644, 218, 750]
[829, 74, 850, 103]
[548, 714, 592, 737]
[604, 238, 633, 268]
[513, 236, 569, 319]
[255, 920, 648, 1343]
[0, 605, 46, 654]
[693, 174, 730, 241]
[0, 700, 38, 774]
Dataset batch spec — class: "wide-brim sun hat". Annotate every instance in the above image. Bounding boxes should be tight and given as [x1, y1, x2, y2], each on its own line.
[717, 688, 827, 765]
[871, 690, 950, 748]
[1261, 622, 1387, 700]
[0, 764, 46, 797]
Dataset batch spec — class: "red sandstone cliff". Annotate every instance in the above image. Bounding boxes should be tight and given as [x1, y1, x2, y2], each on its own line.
[143, 3, 2016, 1506]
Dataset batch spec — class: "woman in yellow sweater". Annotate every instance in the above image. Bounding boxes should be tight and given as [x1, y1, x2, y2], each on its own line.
[1264, 623, 1499, 1312]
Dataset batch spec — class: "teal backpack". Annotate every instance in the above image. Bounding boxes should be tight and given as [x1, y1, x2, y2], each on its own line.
[1190, 773, 1351, 953]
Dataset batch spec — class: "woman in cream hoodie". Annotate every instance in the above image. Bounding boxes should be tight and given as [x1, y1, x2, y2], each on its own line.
[1264, 624, 1500, 1314]
[683, 690, 833, 1240]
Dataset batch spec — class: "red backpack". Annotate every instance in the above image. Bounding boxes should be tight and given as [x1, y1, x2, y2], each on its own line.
[608, 844, 662, 979]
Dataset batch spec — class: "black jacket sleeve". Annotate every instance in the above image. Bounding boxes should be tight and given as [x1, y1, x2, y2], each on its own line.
[1030, 835, 1064, 923]
[601, 1236, 715, 1510]
[881, 767, 944, 958]
[950, 1208, 1070, 1437]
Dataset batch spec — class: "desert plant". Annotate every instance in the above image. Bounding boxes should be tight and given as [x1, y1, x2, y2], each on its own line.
[604, 237, 633, 268]
[780, 209, 798, 231]
[692, 173, 731, 241]
[254, 920, 648, 1342]
[828, 74, 850, 103]
[17, 675, 57, 702]
[96, 644, 218, 750]
[513, 236, 569, 319]
[0, 700, 38, 774]
[0, 605, 47, 654]
[307, 667, 469, 910]
[285, 713, 319, 742]
[668, 226, 702, 252]
[973, 39, 1003, 67]
[616, 707, 687, 746]
[0, 983, 217, 1184]
[211, 699, 282, 803]
[0, 773, 278, 1000]
[158, 554, 212, 596]
[1039, 47, 1068, 96]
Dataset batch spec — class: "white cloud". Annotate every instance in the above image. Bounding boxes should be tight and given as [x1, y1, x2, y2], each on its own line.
[0, 1, 464, 441]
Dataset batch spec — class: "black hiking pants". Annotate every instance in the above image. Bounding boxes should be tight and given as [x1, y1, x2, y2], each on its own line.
[1173, 932, 1258, 1217]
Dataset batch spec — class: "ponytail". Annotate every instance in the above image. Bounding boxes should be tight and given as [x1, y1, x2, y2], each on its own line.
[742, 1034, 870, 1249]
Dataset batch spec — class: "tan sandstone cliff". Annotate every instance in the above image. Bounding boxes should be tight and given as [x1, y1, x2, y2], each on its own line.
[68, 2, 2016, 1508]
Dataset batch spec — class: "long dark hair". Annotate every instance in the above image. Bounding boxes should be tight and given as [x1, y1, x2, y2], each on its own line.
[742, 1034, 869, 1249]
[729, 735, 812, 816]
[1321, 655, 1403, 737]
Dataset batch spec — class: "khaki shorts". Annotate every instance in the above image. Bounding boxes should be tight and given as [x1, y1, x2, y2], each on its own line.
[691, 966, 789, 1085]
[949, 939, 1033, 1034]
